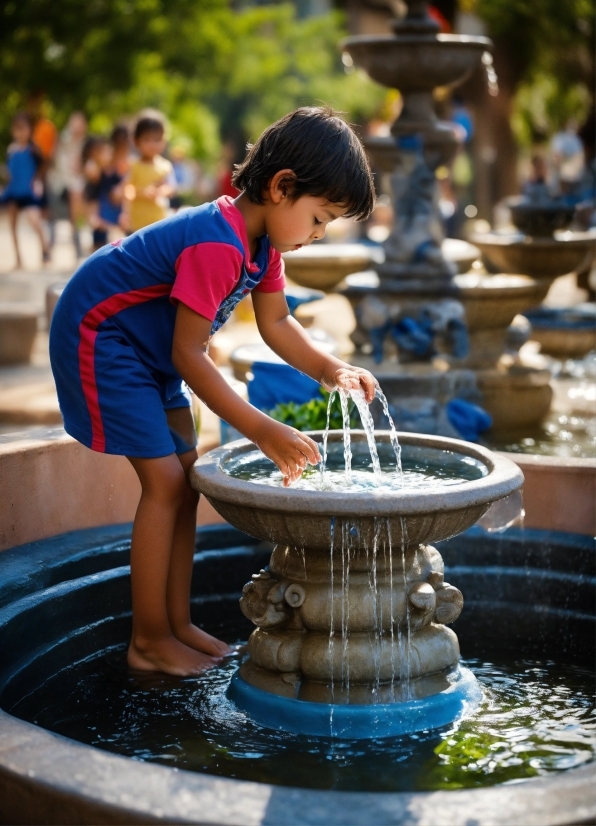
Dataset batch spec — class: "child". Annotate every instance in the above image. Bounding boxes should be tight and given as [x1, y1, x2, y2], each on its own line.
[91, 126, 131, 249]
[49, 106, 376, 677]
[124, 114, 175, 232]
[82, 136, 113, 251]
[1, 112, 50, 268]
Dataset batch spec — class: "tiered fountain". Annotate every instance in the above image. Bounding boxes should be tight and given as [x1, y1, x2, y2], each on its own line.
[472, 196, 596, 286]
[335, 0, 554, 434]
[192, 428, 523, 737]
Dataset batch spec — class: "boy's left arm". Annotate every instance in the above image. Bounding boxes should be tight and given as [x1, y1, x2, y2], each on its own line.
[252, 290, 377, 402]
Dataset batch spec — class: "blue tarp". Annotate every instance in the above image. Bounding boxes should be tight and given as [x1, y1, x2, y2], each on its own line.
[247, 361, 321, 411]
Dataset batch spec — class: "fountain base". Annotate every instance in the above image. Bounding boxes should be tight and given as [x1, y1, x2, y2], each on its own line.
[228, 665, 481, 739]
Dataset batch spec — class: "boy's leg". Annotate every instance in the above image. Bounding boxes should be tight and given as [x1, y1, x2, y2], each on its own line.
[166, 442, 231, 657]
[127, 452, 220, 675]
[8, 202, 22, 269]
[163, 405, 231, 656]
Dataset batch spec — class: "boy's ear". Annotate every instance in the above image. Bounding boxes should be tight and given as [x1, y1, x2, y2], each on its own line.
[268, 169, 297, 203]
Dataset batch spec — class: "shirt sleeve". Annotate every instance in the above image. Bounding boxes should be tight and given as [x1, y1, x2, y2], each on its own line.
[171, 242, 243, 321]
[254, 246, 286, 293]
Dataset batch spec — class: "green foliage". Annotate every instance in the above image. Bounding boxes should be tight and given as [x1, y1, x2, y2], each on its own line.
[0, 1, 384, 163]
[268, 389, 359, 432]
[468, 0, 595, 143]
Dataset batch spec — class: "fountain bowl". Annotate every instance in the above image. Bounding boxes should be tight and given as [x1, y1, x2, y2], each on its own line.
[282, 244, 382, 291]
[341, 35, 491, 93]
[471, 230, 596, 280]
[507, 198, 576, 237]
[190, 432, 524, 551]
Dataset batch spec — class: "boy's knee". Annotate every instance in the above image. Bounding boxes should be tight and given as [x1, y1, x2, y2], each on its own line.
[143, 463, 188, 506]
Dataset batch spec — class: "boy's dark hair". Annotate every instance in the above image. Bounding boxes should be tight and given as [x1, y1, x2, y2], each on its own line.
[134, 115, 165, 141]
[232, 106, 375, 220]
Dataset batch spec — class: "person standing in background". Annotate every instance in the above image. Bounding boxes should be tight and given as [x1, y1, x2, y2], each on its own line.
[92, 125, 131, 249]
[123, 114, 175, 232]
[1, 112, 50, 269]
[54, 111, 88, 259]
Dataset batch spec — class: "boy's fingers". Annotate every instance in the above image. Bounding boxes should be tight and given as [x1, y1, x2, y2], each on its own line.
[297, 433, 321, 464]
[360, 372, 377, 403]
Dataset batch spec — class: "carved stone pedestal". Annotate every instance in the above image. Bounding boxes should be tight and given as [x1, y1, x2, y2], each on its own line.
[238, 527, 464, 704]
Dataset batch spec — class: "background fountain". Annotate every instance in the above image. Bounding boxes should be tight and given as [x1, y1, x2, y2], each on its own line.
[328, 0, 556, 437]
[192, 431, 523, 737]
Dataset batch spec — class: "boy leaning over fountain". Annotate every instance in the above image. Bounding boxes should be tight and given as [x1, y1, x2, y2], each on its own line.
[49, 106, 377, 676]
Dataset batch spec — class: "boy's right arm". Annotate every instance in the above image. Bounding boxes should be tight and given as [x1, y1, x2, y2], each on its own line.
[172, 303, 320, 486]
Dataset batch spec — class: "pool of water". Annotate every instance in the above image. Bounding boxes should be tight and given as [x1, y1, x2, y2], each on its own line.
[225, 443, 488, 493]
[10, 647, 594, 793]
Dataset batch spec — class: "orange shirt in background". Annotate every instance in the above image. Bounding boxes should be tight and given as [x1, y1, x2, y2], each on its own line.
[33, 118, 58, 160]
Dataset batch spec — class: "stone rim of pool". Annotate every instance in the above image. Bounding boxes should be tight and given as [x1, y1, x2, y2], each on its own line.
[0, 524, 593, 826]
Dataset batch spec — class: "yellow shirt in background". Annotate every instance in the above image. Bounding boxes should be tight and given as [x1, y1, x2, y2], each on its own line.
[128, 155, 174, 231]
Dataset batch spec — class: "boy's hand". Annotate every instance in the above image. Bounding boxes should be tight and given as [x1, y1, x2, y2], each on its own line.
[253, 419, 321, 487]
[323, 366, 378, 404]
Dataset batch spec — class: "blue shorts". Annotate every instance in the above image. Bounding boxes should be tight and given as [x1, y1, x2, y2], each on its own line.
[50, 327, 197, 459]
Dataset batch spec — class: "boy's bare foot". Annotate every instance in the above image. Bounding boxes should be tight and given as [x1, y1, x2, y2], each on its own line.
[127, 635, 220, 676]
[173, 623, 232, 657]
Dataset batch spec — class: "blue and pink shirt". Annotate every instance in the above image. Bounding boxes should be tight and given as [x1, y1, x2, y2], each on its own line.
[50, 196, 285, 454]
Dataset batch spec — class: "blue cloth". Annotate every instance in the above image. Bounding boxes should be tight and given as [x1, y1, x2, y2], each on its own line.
[393, 317, 435, 358]
[247, 362, 321, 411]
[1, 144, 41, 201]
[446, 399, 492, 442]
[284, 287, 324, 316]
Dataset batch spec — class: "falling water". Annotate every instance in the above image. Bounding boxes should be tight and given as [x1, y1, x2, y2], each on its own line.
[319, 390, 336, 489]
[375, 387, 403, 479]
[329, 517, 335, 702]
[386, 518, 396, 697]
[349, 389, 383, 482]
[399, 516, 412, 700]
[339, 392, 353, 485]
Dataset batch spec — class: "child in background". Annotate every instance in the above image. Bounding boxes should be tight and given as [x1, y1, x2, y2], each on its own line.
[1, 112, 49, 268]
[82, 136, 112, 251]
[92, 126, 131, 249]
[124, 114, 175, 231]
[50, 107, 376, 677]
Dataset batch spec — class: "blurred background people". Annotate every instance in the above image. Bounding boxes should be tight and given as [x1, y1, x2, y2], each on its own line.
[53, 111, 88, 259]
[123, 113, 175, 232]
[1, 112, 49, 269]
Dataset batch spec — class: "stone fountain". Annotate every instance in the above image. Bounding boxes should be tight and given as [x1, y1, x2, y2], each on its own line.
[331, 0, 558, 434]
[472, 196, 596, 284]
[192, 431, 523, 737]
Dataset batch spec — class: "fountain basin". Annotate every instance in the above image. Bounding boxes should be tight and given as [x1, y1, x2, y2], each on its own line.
[0, 524, 593, 825]
[191, 432, 523, 551]
[341, 35, 490, 92]
[507, 198, 576, 237]
[282, 244, 382, 291]
[524, 305, 596, 360]
[471, 231, 596, 281]
[476, 366, 553, 430]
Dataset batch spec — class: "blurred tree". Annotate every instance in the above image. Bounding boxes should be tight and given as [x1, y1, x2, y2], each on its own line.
[0, 0, 384, 164]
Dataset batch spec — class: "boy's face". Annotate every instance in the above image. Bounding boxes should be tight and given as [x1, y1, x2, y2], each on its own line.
[265, 194, 347, 253]
[136, 130, 165, 160]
